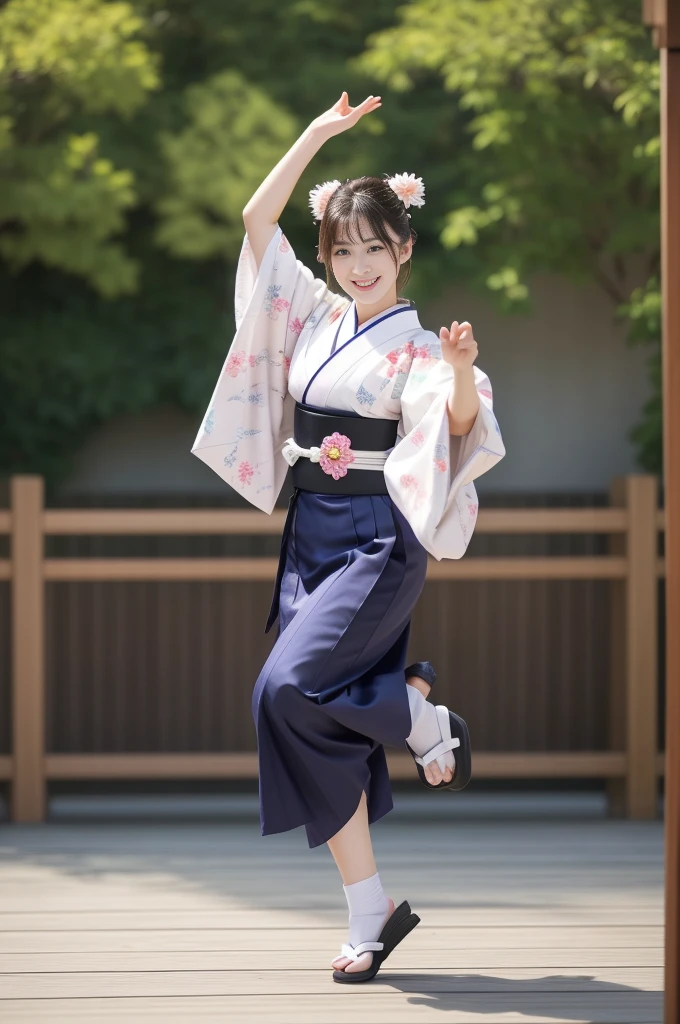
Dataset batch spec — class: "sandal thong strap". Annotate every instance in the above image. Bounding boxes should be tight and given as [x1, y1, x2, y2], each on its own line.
[340, 940, 384, 962]
[415, 736, 460, 767]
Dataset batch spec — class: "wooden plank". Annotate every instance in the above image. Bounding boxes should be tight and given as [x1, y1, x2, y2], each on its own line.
[0, 993, 663, 1024]
[0, 928, 663, 955]
[0, 907, 662, 931]
[0, 510, 11, 533]
[0, 965, 663, 999]
[42, 556, 630, 582]
[625, 476, 659, 818]
[0, 755, 12, 779]
[41, 507, 631, 536]
[41, 751, 631, 780]
[10, 477, 45, 821]
[0, 559, 10, 580]
[43, 509, 288, 536]
[0, 947, 664, 972]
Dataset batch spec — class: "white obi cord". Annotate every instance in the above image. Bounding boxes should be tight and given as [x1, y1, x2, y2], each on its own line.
[281, 437, 389, 471]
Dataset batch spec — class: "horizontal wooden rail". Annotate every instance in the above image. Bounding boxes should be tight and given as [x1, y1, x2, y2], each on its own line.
[0, 506, 669, 537]
[41, 555, 632, 581]
[44, 751, 666, 781]
[1, 751, 666, 782]
[0, 556, 666, 582]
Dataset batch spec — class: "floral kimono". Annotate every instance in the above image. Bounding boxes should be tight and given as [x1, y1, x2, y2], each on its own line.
[192, 226, 505, 848]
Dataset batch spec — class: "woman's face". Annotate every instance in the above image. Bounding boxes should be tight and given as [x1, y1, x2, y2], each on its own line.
[328, 216, 412, 313]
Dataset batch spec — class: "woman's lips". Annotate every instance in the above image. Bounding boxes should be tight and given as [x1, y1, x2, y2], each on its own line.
[352, 277, 380, 291]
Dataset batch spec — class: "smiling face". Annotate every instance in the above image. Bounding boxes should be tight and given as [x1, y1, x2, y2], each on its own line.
[329, 217, 412, 315]
[316, 177, 416, 323]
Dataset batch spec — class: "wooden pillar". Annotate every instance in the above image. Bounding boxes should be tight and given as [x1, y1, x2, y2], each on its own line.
[643, 2, 680, 1018]
[10, 476, 46, 821]
[661, 37, 680, 1024]
[608, 476, 658, 819]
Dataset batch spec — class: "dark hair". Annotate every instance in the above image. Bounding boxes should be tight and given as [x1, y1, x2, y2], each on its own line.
[317, 176, 417, 292]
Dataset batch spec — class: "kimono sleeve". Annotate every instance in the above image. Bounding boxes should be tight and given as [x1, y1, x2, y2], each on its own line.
[383, 341, 506, 560]
[191, 225, 333, 513]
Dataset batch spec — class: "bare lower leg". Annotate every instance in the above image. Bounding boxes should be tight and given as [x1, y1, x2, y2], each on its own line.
[326, 789, 376, 884]
[406, 675, 452, 786]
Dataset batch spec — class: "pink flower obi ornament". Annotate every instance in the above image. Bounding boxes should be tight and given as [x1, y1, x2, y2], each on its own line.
[319, 432, 355, 480]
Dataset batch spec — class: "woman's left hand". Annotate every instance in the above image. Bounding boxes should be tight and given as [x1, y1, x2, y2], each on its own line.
[439, 320, 478, 372]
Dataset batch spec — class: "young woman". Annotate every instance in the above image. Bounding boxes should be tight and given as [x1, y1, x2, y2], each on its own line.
[192, 91, 505, 982]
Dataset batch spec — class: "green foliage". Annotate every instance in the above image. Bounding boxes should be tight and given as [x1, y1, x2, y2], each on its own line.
[0, 0, 160, 295]
[359, 0, 662, 470]
[155, 71, 298, 258]
[0, 0, 663, 489]
[619, 278, 662, 473]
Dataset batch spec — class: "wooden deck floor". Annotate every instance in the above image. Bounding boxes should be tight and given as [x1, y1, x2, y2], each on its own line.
[0, 797, 664, 1023]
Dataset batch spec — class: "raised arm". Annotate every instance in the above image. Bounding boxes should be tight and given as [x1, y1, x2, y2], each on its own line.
[242, 92, 382, 269]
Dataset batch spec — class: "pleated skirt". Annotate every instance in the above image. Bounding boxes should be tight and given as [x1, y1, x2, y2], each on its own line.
[251, 488, 429, 849]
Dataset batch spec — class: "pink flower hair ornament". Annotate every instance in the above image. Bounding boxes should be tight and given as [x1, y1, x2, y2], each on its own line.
[309, 180, 342, 221]
[308, 173, 426, 221]
[387, 172, 425, 209]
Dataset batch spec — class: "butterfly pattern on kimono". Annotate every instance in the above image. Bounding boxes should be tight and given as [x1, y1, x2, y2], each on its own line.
[192, 225, 505, 559]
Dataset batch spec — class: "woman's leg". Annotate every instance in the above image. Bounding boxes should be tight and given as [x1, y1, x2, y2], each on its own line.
[326, 790, 394, 974]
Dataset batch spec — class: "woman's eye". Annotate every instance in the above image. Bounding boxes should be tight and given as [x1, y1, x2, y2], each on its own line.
[333, 249, 349, 257]
[369, 245, 384, 253]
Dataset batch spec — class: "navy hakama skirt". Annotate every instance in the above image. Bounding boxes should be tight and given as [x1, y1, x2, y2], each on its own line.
[251, 489, 428, 849]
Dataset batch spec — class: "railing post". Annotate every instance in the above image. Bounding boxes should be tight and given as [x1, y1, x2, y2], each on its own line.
[10, 476, 46, 821]
[624, 474, 659, 819]
[607, 478, 627, 817]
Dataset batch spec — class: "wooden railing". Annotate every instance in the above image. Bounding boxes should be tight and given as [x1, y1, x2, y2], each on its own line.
[0, 474, 665, 823]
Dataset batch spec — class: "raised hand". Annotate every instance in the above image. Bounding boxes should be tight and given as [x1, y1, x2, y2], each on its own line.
[439, 320, 478, 372]
[309, 92, 382, 139]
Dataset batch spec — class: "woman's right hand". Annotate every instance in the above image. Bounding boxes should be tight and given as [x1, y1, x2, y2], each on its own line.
[308, 92, 382, 139]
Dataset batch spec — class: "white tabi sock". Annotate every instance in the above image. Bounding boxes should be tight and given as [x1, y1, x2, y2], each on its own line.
[342, 871, 391, 952]
[406, 684, 456, 774]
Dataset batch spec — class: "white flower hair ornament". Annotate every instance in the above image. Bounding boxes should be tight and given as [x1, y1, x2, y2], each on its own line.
[309, 172, 426, 221]
[387, 172, 426, 209]
[309, 180, 342, 221]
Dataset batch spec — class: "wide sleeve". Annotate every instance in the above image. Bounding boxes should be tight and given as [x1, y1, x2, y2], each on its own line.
[191, 225, 334, 513]
[383, 339, 506, 559]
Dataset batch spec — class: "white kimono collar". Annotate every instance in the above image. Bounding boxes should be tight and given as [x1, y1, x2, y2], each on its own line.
[302, 299, 420, 406]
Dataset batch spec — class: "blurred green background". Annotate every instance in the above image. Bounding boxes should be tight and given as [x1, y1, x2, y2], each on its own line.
[0, 0, 661, 493]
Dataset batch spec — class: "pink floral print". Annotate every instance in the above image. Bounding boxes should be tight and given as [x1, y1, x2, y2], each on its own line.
[411, 429, 425, 448]
[225, 349, 247, 377]
[279, 235, 291, 252]
[289, 317, 306, 336]
[468, 503, 478, 518]
[319, 432, 355, 480]
[400, 473, 425, 510]
[238, 461, 254, 485]
[384, 341, 435, 379]
[385, 342, 414, 378]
